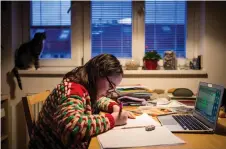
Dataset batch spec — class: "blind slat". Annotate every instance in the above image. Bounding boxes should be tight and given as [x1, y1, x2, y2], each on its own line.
[31, 0, 71, 26]
[91, 1, 132, 58]
[145, 1, 186, 58]
[31, 0, 71, 59]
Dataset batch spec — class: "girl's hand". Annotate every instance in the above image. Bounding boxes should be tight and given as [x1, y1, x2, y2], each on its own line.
[111, 111, 128, 126]
[127, 111, 136, 119]
[113, 105, 136, 119]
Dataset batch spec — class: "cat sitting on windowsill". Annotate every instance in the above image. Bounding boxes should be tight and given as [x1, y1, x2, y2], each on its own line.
[10, 32, 46, 90]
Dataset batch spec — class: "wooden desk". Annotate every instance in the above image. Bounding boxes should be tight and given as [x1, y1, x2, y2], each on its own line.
[89, 106, 226, 149]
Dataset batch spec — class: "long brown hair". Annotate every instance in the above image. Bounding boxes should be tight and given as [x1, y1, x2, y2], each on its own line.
[63, 54, 123, 106]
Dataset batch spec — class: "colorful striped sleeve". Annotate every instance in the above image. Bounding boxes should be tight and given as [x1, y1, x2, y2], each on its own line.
[53, 82, 115, 146]
[96, 97, 119, 113]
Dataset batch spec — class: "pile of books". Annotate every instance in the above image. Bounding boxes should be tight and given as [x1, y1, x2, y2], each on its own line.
[116, 85, 152, 106]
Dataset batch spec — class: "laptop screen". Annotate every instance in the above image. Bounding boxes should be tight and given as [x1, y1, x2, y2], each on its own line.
[195, 85, 222, 123]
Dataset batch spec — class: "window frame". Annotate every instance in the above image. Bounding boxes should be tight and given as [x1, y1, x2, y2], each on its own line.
[24, 1, 84, 67]
[22, 1, 202, 68]
[83, 1, 145, 66]
[144, 1, 187, 58]
[83, 1, 190, 67]
[30, 25, 71, 59]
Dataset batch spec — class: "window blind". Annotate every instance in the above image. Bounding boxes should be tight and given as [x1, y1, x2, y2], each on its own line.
[91, 1, 132, 58]
[145, 1, 186, 57]
[31, 0, 71, 26]
[30, 0, 71, 59]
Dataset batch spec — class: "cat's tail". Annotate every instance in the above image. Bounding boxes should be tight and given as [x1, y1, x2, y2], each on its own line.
[12, 67, 23, 90]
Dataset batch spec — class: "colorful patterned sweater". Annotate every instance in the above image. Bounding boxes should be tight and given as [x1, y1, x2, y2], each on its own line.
[29, 81, 119, 149]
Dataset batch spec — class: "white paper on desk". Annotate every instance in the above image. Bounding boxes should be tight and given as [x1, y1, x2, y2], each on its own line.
[158, 100, 186, 108]
[97, 126, 185, 149]
[144, 100, 186, 108]
[113, 113, 161, 130]
[150, 98, 171, 105]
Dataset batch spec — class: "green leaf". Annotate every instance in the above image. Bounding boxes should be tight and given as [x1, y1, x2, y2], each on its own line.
[143, 50, 162, 61]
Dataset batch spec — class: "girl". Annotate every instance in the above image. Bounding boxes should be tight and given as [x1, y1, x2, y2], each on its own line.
[29, 54, 134, 149]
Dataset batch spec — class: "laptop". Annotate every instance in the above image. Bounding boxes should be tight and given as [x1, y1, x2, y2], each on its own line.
[157, 82, 225, 133]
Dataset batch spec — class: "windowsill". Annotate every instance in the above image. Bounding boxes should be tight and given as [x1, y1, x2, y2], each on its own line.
[19, 67, 208, 78]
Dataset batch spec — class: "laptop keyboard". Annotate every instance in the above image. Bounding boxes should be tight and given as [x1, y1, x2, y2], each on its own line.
[172, 115, 209, 130]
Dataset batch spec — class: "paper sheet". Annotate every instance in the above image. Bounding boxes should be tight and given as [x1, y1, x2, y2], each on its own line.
[97, 126, 185, 149]
[149, 98, 171, 105]
[113, 113, 161, 130]
[143, 100, 186, 108]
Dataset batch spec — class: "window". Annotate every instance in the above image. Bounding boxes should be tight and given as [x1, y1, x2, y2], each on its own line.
[145, 1, 187, 58]
[91, 1, 132, 58]
[28, 1, 188, 68]
[30, 0, 71, 59]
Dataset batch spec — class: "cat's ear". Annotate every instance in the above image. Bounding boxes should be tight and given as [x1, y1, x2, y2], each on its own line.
[42, 32, 46, 39]
[33, 32, 39, 38]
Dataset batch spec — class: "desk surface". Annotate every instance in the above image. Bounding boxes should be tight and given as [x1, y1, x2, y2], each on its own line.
[89, 106, 226, 149]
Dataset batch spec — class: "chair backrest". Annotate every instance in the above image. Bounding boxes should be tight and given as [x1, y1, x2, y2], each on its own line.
[22, 90, 51, 138]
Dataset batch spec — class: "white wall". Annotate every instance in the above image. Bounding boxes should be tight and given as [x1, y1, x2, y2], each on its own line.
[1, 1, 226, 149]
[203, 2, 226, 87]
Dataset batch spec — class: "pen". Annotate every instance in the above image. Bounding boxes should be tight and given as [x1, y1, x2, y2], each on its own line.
[129, 110, 143, 115]
[122, 125, 155, 131]
[113, 88, 123, 118]
[118, 101, 123, 118]
[122, 126, 146, 129]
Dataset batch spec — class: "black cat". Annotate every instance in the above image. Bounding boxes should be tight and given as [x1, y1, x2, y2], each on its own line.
[12, 32, 46, 90]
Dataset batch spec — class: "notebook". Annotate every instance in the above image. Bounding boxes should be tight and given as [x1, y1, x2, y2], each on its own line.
[157, 82, 225, 133]
[97, 127, 185, 149]
[97, 114, 185, 148]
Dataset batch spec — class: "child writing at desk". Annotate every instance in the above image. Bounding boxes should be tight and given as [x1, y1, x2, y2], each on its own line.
[29, 54, 135, 149]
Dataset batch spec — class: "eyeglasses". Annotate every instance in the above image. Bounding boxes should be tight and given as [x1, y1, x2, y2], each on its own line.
[106, 77, 122, 108]
[106, 76, 115, 91]
[106, 76, 121, 98]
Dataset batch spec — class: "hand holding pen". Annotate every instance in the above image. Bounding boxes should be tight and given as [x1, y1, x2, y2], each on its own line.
[111, 110, 128, 126]
[110, 89, 136, 119]
[116, 96, 136, 119]
[108, 87, 123, 118]
[106, 82, 135, 125]
[108, 89, 128, 125]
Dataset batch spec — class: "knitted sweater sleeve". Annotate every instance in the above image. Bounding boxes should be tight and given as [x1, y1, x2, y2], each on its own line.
[96, 97, 120, 113]
[53, 82, 115, 146]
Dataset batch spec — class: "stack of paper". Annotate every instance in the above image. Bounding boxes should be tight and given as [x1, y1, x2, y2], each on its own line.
[116, 85, 152, 95]
[145, 100, 187, 108]
[97, 114, 185, 149]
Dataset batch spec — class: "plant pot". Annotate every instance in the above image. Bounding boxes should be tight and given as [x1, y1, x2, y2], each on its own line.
[144, 60, 158, 70]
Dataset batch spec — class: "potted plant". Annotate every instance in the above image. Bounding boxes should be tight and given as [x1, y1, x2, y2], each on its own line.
[143, 50, 162, 70]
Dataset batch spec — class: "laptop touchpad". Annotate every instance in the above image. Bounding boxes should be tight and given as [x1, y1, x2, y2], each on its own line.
[158, 115, 178, 125]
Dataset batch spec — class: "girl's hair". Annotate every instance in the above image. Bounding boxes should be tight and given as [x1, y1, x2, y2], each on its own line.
[63, 54, 123, 106]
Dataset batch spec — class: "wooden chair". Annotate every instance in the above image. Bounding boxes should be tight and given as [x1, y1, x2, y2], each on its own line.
[22, 90, 51, 138]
